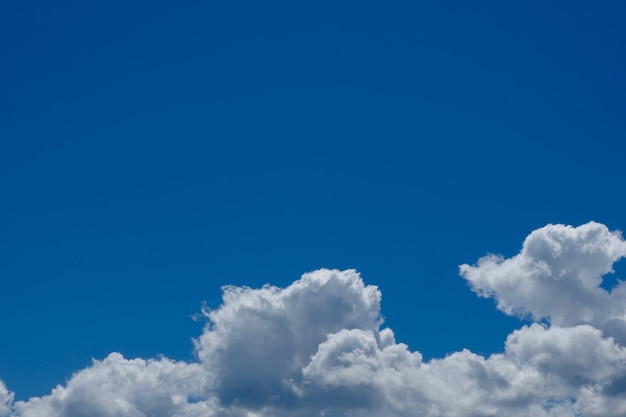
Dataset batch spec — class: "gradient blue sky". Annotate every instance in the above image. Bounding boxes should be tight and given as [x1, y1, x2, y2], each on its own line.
[1, 0, 625, 401]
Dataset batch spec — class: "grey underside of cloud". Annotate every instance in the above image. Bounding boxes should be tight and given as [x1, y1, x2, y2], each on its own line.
[3, 221, 626, 417]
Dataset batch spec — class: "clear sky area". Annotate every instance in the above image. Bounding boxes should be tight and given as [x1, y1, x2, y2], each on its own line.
[1, 1, 626, 416]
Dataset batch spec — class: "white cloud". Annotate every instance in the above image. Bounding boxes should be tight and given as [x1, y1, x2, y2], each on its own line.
[194, 269, 382, 410]
[12, 353, 213, 417]
[0, 381, 14, 417]
[459, 221, 626, 327]
[300, 322, 626, 417]
[505, 324, 626, 387]
[3, 222, 626, 416]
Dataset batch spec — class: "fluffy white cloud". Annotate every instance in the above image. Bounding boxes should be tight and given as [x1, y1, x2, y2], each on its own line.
[194, 269, 382, 410]
[459, 221, 626, 327]
[12, 353, 213, 417]
[3, 222, 626, 416]
[299, 322, 626, 417]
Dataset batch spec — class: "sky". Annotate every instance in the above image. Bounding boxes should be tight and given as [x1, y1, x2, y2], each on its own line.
[1, 1, 625, 416]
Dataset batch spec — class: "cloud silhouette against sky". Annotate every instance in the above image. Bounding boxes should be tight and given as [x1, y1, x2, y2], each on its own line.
[460, 221, 626, 327]
[3, 222, 626, 417]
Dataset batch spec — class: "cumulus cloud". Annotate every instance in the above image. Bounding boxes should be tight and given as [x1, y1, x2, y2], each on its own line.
[12, 353, 213, 417]
[2, 221, 626, 416]
[194, 269, 382, 410]
[459, 221, 626, 327]
[300, 323, 626, 417]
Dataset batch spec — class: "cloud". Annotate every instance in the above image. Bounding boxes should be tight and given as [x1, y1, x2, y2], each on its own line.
[459, 221, 626, 327]
[12, 353, 213, 417]
[0, 381, 13, 417]
[2, 222, 626, 416]
[194, 269, 382, 410]
[300, 323, 626, 417]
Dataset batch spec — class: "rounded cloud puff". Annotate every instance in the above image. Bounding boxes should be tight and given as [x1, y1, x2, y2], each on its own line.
[459, 221, 626, 327]
[194, 269, 383, 408]
[12, 353, 212, 417]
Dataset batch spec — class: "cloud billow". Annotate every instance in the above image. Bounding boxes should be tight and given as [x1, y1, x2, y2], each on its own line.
[3, 222, 626, 416]
[459, 221, 626, 339]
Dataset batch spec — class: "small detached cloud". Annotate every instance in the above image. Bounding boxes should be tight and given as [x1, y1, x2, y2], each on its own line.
[459, 222, 626, 336]
[2, 222, 626, 416]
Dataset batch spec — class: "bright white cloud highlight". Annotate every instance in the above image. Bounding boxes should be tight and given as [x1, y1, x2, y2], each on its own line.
[2, 222, 625, 416]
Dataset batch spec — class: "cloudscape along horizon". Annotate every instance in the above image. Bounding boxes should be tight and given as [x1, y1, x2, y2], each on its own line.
[1, 1, 626, 416]
[2, 221, 626, 416]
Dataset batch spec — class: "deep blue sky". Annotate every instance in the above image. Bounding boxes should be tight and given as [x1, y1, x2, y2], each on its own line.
[1, 0, 625, 400]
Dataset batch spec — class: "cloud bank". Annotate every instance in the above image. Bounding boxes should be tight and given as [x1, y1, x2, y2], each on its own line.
[2, 221, 626, 416]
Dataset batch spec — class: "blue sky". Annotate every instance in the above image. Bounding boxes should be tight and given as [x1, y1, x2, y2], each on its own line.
[1, 0, 626, 411]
